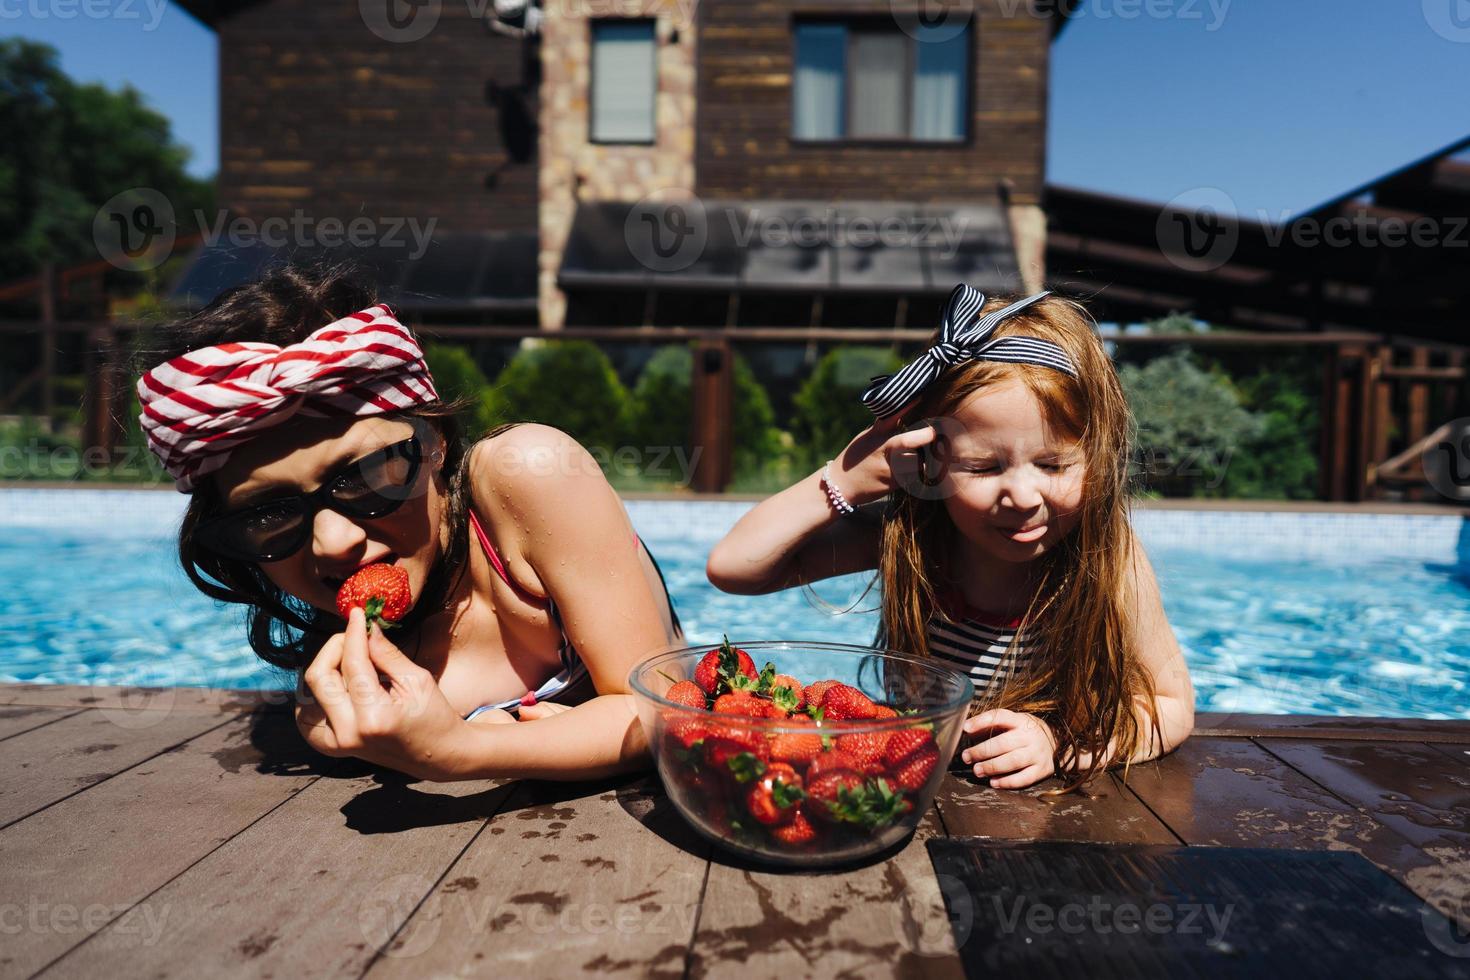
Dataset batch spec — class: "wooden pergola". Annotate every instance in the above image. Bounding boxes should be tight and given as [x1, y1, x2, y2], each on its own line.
[1045, 136, 1470, 501]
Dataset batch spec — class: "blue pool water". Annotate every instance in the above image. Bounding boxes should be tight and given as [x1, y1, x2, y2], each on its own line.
[1, 491, 1467, 719]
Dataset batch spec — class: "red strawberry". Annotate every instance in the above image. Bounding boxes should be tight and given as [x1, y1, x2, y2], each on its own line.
[665, 680, 707, 709]
[890, 743, 940, 792]
[694, 637, 758, 695]
[744, 762, 804, 826]
[806, 749, 861, 780]
[769, 808, 819, 847]
[820, 684, 879, 721]
[803, 679, 841, 708]
[713, 692, 774, 718]
[872, 705, 900, 720]
[771, 674, 804, 703]
[703, 722, 769, 770]
[835, 730, 891, 774]
[663, 713, 711, 751]
[881, 728, 935, 769]
[334, 563, 411, 630]
[805, 769, 866, 824]
[769, 718, 824, 768]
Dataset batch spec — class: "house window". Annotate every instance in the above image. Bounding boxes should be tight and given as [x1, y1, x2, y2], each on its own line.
[591, 20, 656, 143]
[792, 20, 969, 142]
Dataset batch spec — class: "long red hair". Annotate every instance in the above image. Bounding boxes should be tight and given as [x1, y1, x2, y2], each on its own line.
[875, 293, 1162, 793]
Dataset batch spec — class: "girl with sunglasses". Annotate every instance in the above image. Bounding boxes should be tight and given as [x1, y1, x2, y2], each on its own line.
[134, 266, 682, 782]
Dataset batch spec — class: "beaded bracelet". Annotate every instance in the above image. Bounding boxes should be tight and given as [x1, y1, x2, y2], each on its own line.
[820, 462, 857, 516]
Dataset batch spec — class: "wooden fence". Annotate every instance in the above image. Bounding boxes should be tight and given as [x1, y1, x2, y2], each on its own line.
[0, 319, 1464, 501]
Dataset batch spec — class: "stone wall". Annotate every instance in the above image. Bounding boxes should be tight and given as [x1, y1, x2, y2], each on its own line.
[538, 0, 698, 328]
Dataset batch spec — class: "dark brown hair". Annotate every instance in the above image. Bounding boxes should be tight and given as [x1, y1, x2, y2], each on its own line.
[875, 293, 1162, 792]
[130, 264, 495, 674]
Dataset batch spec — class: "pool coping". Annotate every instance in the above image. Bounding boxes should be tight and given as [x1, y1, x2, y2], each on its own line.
[2, 479, 1466, 515]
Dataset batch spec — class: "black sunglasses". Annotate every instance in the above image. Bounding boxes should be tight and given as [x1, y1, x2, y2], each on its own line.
[197, 435, 425, 563]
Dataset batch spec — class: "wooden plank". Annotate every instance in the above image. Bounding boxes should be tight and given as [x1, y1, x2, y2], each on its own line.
[1124, 737, 1456, 925]
[1196, 711, 1470, 743]
[686, 804, 964, 978]
[38, 766, 519, 979]
[1429, 742, 1470, 769]
[364, 775, 712, 978]
[0, 705, 85, 741]
[0, 683, 282, 716]
[936, 770, 1178, 844]
[1257, 738, 1470, 929]
[0, 710, 332, 977]
[0, 709, 235, 830]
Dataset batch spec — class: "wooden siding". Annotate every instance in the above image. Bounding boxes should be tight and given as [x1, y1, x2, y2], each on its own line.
[695, 0, 1050, 205]
[216, 0, 538, 233]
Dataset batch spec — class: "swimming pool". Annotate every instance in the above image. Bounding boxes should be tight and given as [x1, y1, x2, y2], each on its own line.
[2, 489, 1467, 719]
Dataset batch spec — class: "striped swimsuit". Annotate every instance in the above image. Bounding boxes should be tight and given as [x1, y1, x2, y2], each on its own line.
[926, 590, 1033, 698]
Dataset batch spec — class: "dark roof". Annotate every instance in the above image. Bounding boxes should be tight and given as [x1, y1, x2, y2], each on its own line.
[169, 231, 539, 315]
[558, 199, 1019, 296]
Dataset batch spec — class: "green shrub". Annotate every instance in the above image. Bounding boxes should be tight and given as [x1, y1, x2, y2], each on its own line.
[423, 342, 499, 439]
[485, 340, 632, 451]
[1120, 348, 1265, 497]
[791, 346, 905, 466]
[628, 344, 784, 483]
[1214, 353, 1320, 499]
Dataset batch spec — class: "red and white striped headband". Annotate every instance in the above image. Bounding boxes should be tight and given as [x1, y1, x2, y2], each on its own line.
[136, 304, 440, 493]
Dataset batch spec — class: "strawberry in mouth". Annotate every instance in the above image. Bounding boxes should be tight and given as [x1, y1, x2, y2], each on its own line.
[334, 562, 412, 631]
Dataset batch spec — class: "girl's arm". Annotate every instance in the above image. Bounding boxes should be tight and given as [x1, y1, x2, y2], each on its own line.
[451, 425, 680, 780]
[706, 415, 936, 594]
[963, 539, 1194, 787]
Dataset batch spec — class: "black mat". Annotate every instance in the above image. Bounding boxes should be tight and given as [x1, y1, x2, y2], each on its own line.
[926, 839, 1470, 979]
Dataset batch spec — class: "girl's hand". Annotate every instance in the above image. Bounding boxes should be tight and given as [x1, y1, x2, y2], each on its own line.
[961, 708, 1058, 790]
[295, 607, 470, 781]
[829, 413, 940, 507]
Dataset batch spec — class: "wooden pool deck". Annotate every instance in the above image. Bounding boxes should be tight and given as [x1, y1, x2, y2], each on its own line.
[1, 683, 1467, 978]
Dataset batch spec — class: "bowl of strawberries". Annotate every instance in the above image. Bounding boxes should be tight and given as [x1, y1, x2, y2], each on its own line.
[628, 639, 973, 867]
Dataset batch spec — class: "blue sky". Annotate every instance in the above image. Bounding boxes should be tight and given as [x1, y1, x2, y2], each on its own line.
[5, 0, 1469, 216]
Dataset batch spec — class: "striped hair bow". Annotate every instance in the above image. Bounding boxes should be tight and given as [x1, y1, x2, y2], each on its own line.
[860, 284, 1076, 420]
[136, 304, 440, 493]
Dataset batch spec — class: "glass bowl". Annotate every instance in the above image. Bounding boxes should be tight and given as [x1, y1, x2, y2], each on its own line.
[628, 640, 974, 867]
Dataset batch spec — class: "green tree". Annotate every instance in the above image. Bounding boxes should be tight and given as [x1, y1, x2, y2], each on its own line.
[0, 39, 214, 284]
[423, 343, 499, 439]
[791, 346, 905, 466]
[485, 340, 632, 450]
[628, 344, 783, 479]
[1119, 347, 1265, 497]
